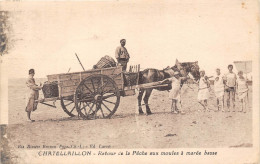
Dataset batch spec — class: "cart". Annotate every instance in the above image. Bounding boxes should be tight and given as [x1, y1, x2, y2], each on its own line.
[38, 66, 169, 120]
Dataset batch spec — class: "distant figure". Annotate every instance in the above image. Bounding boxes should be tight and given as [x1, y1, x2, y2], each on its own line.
[236, 71, 249, 113]
[25, 69, 42, 122]
[214, 68, 225, 112]
[223, 64, 237, 112]
[161, 72, 187, 114]
[198, 70, 210, 112]
[115, 39, 130, 71]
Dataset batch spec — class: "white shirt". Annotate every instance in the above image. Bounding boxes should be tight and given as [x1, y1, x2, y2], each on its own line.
[224, 72, 237, 87]
[214, 74, 224, 90]
[199, 76, 209, 89]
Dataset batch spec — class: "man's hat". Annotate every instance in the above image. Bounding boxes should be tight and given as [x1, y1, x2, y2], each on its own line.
[120, 39, 126, 43]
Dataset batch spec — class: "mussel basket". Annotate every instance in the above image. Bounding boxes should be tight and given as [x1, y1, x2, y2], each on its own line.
[42, 81, 59, 98]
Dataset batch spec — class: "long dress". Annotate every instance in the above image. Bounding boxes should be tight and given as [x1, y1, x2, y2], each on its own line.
[198, 77, 210, 101]
[169, 76, 181, 100]
[214, 75, 224, 98]
[237, 77, 248, 101]
[25, 76, 41, 112]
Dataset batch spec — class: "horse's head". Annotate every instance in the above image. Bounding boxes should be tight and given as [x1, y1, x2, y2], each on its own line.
[189, 61, 200, 81]
[166, 59, 188, 78]
[173, 59, 200, 81]
[162, 66, 175, 77]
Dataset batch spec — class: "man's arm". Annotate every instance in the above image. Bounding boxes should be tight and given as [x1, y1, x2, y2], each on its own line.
[221, 76, 225, 84]
[126, 48, 130, 61]
[223, 74, 227, 85]
[161, 78, 172, 84]
[27, 79, 42, 90]
[234, 74, 237, 91]
[115, 47, 120, 60]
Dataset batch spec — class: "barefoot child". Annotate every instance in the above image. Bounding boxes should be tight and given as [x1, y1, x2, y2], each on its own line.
[161, 72, 187, 114]
[214, 68, 225, 112]
[198, 70, 210, 112]
[236, 71, 249, 113]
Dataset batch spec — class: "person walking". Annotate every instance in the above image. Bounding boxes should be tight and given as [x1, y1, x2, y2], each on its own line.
[115, 39, 130, 71]
[25, 69, 42, 122]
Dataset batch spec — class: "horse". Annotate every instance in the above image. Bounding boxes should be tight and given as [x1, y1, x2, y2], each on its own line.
[137, 59, 200, 115]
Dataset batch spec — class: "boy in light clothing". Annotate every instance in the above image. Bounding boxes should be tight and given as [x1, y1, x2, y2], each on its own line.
[198, 70, 210, 112]
[214, 68, 225, 112]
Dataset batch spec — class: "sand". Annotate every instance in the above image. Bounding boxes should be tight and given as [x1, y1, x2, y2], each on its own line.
[5, 78, 253, 162]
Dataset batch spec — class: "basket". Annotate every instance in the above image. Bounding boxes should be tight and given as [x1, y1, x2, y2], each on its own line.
[95, 55, 116, 69]
[42, 81, 59, 98]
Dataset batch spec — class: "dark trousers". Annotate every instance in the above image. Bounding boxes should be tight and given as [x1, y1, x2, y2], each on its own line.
[225, 87, 235, 109]
[118, 59, 128, 71]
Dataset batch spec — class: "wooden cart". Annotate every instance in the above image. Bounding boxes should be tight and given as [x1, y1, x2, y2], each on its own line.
[38, 66, 169, 120]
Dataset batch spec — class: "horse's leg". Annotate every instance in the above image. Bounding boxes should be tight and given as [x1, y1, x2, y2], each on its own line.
[143, 88, 153, 115]
[137, 89, 145, 114]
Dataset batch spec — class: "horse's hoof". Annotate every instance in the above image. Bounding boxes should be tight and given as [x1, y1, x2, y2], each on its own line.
[146, 112, 153, 115]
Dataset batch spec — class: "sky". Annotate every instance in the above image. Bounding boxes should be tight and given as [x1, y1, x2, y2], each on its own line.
[1, 0, 258, 78]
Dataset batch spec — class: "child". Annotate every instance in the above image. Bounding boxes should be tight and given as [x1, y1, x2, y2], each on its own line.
[161, 72, 187, 114]
[214, 68, 225, 112]
[236, 71, 249, 113]
[198, 70, 210, 112]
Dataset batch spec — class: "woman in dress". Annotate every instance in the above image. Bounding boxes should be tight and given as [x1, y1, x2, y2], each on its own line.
[25, 69, 42, 122]
[236, 71, 249, 113]
[198, 70, 210, 112]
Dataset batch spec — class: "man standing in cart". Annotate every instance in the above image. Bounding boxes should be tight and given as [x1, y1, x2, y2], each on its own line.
[25, 69, 42, 122]
[115, 39, 130, 71]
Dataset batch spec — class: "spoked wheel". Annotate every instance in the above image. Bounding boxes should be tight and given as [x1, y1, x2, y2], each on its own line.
[60, 96, 77, 117]
[74, 74, 120, 120]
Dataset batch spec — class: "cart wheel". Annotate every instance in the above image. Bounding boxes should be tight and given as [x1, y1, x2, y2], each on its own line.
[74, 74, 120, 120]
[60, 96, 77, 117]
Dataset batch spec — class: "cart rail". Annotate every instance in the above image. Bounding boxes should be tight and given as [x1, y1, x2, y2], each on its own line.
[47, 66, 124, 98]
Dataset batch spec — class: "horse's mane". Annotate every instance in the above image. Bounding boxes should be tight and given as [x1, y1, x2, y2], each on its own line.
[140, 62, 196, 78]
[141, 68, 158, 72]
